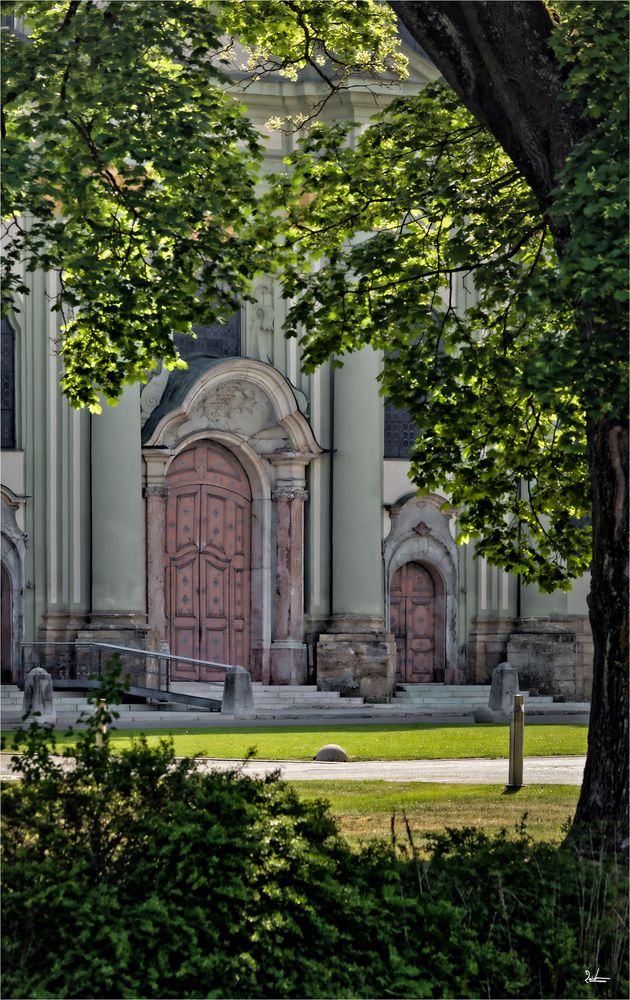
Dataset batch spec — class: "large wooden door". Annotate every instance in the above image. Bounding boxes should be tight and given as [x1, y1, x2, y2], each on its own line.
[166, 442, 251, 677]
[390, 562, 444, 683]
[1, 563, 12, 682]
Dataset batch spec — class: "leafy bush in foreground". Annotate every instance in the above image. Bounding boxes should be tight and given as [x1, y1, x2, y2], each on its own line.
[2, 663, 627, 999]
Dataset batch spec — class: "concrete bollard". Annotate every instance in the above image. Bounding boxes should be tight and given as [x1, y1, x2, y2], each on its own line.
[22, 666, 56, 725]
[221, 666, 255, 719]
[95, 700, 108, 749]
[488, 662, 519, 714]
[507, 693, 525, 788]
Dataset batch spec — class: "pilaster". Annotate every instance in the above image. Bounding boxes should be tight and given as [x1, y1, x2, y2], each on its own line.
[269, 461, 308, 684]
[88, 385, 147, 645]
[316, 347, 395, 701]
[143, 449, 171, 650]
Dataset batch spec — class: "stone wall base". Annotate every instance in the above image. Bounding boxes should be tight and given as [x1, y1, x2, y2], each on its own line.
[31, 612, 91, 679]
[316, 618, 396, 703]
[270, 641, 308, 685]
[507, 616, 592, 701]
[77, 612, 149, 648]
[38, 611, 90, 644]
[76, 616, 150, 684]
[250, 644, 270, 684]
[467, 616, 516, 684]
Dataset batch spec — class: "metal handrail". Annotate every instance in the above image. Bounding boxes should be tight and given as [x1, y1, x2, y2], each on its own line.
[21, 641, 237, 673]
[19, 641, 241, 701]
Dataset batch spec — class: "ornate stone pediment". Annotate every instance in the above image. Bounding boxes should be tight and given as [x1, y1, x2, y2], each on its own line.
[190, 379, 275, 438]
[143, 357, 322, 459]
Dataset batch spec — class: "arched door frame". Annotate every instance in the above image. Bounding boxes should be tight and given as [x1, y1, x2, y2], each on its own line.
[1, 489, 26, 682]
[165, 439, 253, 672]
[142, 358, 322, 683]
[384, 493, 462, 683]
[390, 560, 446, 683]
[148, 429, 273, 680]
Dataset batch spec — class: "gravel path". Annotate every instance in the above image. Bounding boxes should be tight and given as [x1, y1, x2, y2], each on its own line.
[1, 753, 585, 784]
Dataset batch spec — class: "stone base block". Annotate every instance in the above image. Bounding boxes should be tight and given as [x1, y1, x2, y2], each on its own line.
[467, 616, 516, 684]
[250, 645, 269, 684]
[76, 619, 150, 686]
[222, 666, 255, 719]
[270, 642, 308, 685]
[488, 662, 520, 713]
[507, 618, 577, 699]
[316, 630, 396, 703]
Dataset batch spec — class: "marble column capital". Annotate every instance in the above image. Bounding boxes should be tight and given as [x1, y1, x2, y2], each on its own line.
[143, 485, 169, 499]
[272, 487, 308, 502]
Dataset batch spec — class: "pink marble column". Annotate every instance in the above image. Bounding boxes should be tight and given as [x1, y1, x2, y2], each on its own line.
[144, 484, 168, 648]
[270, 486, 308, 684]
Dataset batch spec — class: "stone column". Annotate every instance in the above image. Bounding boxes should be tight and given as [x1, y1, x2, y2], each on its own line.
[82, 385, 147, 645]
[269, 467, 308, 684]
[144, 488, 168, 648]
[142, 450, 171, 649]
[316, 348, 396, 702]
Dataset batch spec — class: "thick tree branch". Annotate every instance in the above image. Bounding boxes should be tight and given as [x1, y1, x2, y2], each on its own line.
[391, 1, 583, 222]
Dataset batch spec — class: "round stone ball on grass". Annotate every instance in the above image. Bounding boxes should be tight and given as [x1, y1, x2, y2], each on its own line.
[314, 744, 349, 762]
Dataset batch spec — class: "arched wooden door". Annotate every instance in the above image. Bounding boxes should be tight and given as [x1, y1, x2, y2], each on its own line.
[1, 562, 12, 682]
[165, 442, 251, 677]
[390, 562, 445, 683]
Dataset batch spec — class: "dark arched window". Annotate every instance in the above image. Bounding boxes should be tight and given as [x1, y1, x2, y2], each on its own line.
[174, 312, 241, 361]
[384, 401, 418, 459]
[1, 317, 16, 450]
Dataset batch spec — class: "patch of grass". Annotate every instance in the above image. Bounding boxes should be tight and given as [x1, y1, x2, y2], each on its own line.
[291, 781, 580, 847]
[10, 722, 587, 760]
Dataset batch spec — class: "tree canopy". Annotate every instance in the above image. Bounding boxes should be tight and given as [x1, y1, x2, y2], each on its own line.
[263, 0, 627, 591]
[2, 0, 627, 843]
[1, 0, 402, 406]
[3, 1, 626, 590]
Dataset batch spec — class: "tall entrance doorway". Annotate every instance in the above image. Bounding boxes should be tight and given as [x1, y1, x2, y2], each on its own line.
[165, 441, 251, 677]
[390, 561, 445, 683]
[1, 562, 12, 682]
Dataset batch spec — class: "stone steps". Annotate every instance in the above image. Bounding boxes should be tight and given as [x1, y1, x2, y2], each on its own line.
[1, 682, 590, 727]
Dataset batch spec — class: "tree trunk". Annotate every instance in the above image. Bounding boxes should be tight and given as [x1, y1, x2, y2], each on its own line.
[392, 1, 582, 209]
[390, 0, 629, 849]
[575, 419, 629, 848]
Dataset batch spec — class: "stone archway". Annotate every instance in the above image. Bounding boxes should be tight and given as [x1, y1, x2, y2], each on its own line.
[1, 491, 26, 683]
[142, 358, 321, 684]
[384, 493, 463, 684]
[165, 440, 252, 675]
[390, 561, 445, 683]
[1, 562, 12, 681]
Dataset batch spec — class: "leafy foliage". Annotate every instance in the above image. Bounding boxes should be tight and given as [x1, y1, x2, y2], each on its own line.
[263, 0, 628, 589]
[1, 0, 627, 576]
[546, 1, 629, 415]
[2, 665, 627, 999]
[265, 89, 589, 589]
[1, 0, 401, 409]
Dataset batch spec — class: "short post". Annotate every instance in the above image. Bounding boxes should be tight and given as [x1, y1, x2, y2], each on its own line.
[222, 666, 255, 719]
[507, 693, 525, 788]
[95, 700, 107, 750]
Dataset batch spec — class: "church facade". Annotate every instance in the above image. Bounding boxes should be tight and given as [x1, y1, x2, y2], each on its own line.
[0, 35, 593, 702]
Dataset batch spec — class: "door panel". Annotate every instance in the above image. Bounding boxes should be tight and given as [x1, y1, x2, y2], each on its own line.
[166, 442, 251, 678]
[390, 562, 441, 683]
[1, 563, 12, 681]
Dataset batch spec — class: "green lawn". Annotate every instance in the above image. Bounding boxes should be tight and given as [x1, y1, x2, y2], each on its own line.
[292, 781, 580, 846]
[6, 722, 588, 760]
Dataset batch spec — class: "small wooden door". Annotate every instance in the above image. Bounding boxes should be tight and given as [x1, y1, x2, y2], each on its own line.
[1, 563, 12, 682]
[166, 442, 251, 677]
[390, 562, 444, 683]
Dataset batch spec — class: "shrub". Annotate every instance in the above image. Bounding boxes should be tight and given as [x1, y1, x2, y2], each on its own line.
[2, 659, 627, 999]
[388, 821, 628, 999]
[2, 664, 398, 999]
